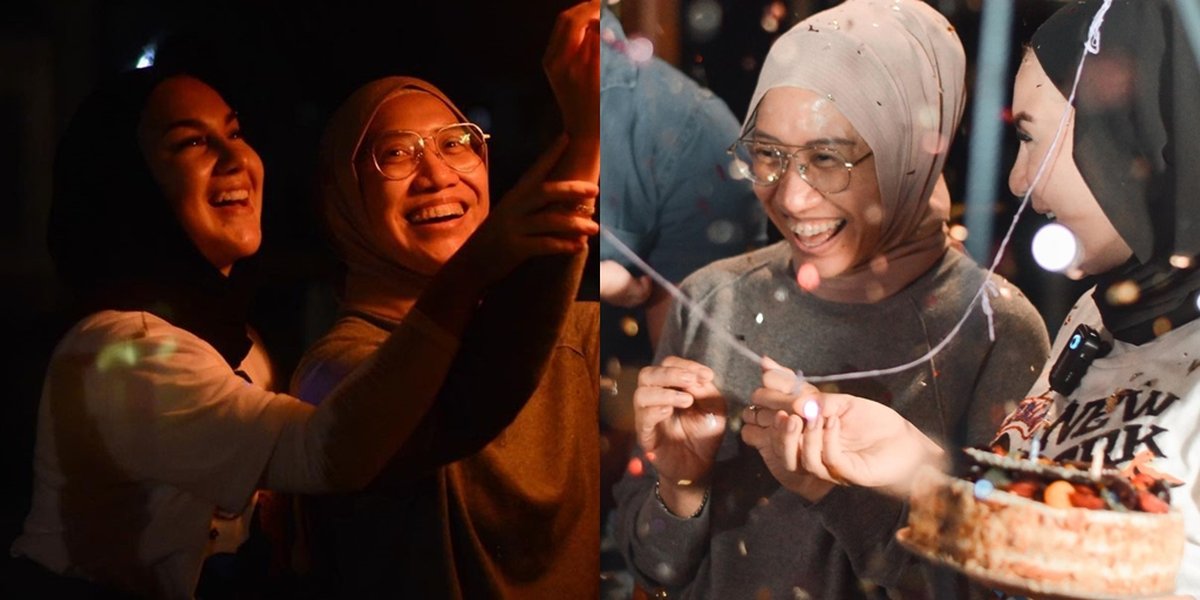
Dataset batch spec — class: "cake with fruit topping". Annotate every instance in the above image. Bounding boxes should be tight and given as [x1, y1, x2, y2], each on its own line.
[901, 447, 1184, 597]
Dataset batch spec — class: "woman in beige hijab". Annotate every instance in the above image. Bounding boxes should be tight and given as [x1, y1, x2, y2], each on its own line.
[291, 2, 601, 597]
[616, 0, 1049, 597]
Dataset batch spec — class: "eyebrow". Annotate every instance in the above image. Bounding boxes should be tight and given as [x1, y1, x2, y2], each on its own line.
[751, 129, 856, 147]
[1013, 111, 1033, 126]
[162, 111, 239, 134]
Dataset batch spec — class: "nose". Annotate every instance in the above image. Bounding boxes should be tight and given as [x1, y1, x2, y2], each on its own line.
[1008, 146, 1029, 197]
[411, 148, 459, 191]
[773, 167, 824, 215]
[215, 138, 251, 175]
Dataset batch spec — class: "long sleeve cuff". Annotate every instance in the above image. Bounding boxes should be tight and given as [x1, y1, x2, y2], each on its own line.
[629, 488, 711, 589]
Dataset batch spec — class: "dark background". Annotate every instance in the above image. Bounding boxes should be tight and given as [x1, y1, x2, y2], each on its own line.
[0, 0, 586, 555]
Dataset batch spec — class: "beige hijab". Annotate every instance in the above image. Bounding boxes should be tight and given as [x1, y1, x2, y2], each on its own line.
[745, 0, 965, 303]
[318, 77, 477, 321]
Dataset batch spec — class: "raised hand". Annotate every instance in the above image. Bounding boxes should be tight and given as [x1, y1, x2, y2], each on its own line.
[633, 356, 726, 515]
[451, 136, 598, 286]
[543, 0, 600, 142]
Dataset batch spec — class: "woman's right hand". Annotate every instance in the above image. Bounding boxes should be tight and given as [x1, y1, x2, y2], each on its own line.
[454, 175, 598, 286]
[634, 356, 726, 514]
[544, 0, 600, 142]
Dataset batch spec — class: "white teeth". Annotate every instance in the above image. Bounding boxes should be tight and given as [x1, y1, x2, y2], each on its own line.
[790, 219, 845, 237]
[215, 190, 250, 203]
[409, 203, 465, 224]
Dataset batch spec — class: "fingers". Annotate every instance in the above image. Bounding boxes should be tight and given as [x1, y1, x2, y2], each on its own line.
[740, 421, 769, 450]
[800, 412, 832, 481]
[656, 356, 716, 384]
[821, 415, 851, 485]
[544, 0, 600, 70]
[763, 367, 801, 396]
[739, 404, 770, 429]
[761, 363, 799, 394]
[749, 386, 796, 412]
[518, 210, 598, 237]
[630, 276, 653, 304]
[632, 385, 691, 450]
[771, 411, 803, 472]
[633, 385, 695, 412]
[761, 355, 787, 373]
[498, 180, 597, 217]
[540, 180, 599, 200]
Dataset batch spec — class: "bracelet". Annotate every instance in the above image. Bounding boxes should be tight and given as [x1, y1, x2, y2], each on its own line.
[654, 479, 710, 519]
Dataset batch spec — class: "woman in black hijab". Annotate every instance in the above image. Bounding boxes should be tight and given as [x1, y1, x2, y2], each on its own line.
[6, 62, 595, 599]
[744, 0, 1200, 594]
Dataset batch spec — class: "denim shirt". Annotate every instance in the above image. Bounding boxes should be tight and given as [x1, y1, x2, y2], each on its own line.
[600, 9, 765, 283]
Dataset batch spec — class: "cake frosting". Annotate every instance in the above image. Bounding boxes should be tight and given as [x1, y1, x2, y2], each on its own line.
[902, 448, 1184, 597]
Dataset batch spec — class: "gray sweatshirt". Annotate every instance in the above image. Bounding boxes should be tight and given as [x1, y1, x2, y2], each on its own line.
[614, 243, 1050, 599]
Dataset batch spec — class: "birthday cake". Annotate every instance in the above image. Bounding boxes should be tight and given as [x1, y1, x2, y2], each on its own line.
[900, 447, 1184, 598]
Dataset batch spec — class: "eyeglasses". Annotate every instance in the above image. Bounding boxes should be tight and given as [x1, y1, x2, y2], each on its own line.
[365, 123, 490, 180]
[728, 138, 873, 194]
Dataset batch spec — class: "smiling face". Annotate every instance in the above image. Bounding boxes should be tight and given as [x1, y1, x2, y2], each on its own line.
[355, 92, 489, 276]
[138, 76, 264, 275]
[1008, 52, 1132, 275]
[750, 87, 883, 279]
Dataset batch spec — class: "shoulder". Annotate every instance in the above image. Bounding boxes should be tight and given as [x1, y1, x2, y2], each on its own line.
[678, 243, 789, 303]
[47, 310, 287, 417]
[930, 251, 1045, 326]
[57, 310, 226, 371]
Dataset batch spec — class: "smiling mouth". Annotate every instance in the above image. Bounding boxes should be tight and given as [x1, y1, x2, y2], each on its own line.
[790, 219, 846, 248]
[407, 202, 467, 225]
[211, 189, 251, 208]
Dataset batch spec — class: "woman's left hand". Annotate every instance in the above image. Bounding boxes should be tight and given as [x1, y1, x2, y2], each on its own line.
[543, 0, 600, 141]
[747, 357, 945, 497]
[740, 402, 837, 503]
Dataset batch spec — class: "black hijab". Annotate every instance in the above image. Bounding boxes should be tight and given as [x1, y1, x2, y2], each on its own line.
[47, 67, 256, 368]
[1033, 0, 1200, 345]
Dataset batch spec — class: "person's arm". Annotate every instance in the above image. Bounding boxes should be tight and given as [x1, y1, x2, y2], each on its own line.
[612, 298, 718, 594]
[325, 3, 603, 482]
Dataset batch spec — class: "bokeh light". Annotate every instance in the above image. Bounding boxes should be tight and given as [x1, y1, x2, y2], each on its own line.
[707, 219, 736, 244]
[627, 37, 654, 63]
[1031, 222, 1078, 273]
[1105, 279, 1141, 306]
[687, 0, 723, 43]
[620, 316, 639, 337]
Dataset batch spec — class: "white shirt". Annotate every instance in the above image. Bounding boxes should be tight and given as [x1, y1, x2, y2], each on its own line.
[11, 310, 298, 598]
[995, 292, 1200, 593]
